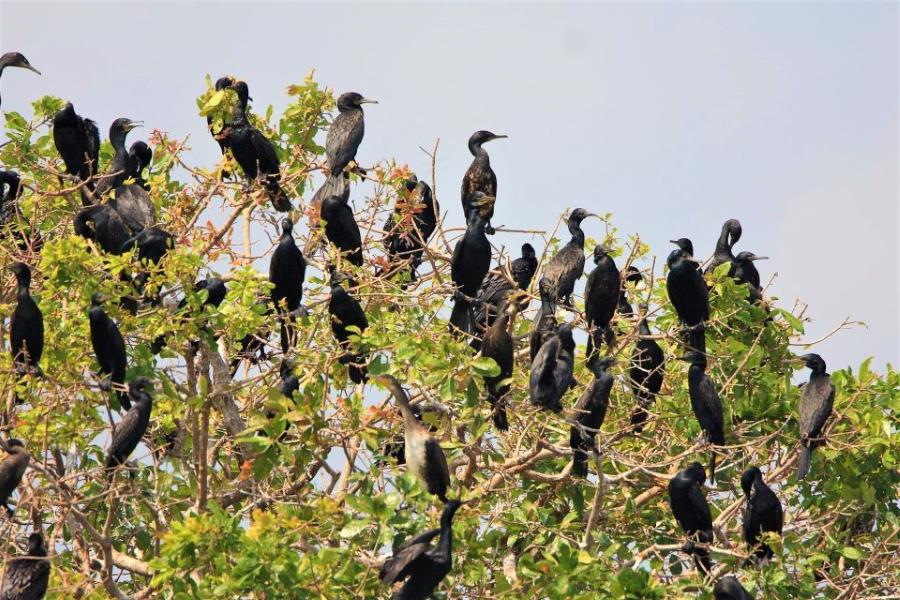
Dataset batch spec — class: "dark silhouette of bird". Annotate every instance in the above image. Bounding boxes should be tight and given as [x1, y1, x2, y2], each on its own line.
[10, 262, 43, 375]
[729, 251, 768, 304]
[460, 130, 506, 233]
[379, 499, 463, 600]
[382, 176, 437, 281]
[471, 243, 537, 346]
[741, 466, 784, 561]
[529, 323, 575, 413]
[684, 352, 725, 483]
[74, 203, 131, 254]
[705, 219, 742, 276]
[570, 357, 614, 477]
[320, 193, 363, 267]
[480, 301, 521, 431]
[52, 103, 100, 200]
[227, 81, 291, 212]
[0, 170, 21, 231]
[616, 266, 643, 317]
[0, 52, 40, 108]
[713, 576, 754, 600]
[0, 532, 50, 600]
[628, 304, 665, 432]
[795, 353, 835, 480]
[105, 378, 153, 471]
[111, 183, 155, 234]
[208, 76, 236, 167]
[0, 439, 29, 517]
[309, 172, 349, 227]
[666, 247, 708, 354]
[269, 218, 306, 352]
[278, 359, 299, 399]
[326, 92, 376, 176]
[120, 226, 174, 266]
[376, 375, 450, 503]
[449, 192, 495, 335]
[529, 276, 558, 362]
[128, 140, 152, 189]
[584, 244, 620, 361]
[93, 118, 142, 200]
[668, 462, 713, 574]
[542, 209, 596, 306]
[89, 293, 129, 410]
[328, 272, 368, 384]
[669, 238, 694, 256]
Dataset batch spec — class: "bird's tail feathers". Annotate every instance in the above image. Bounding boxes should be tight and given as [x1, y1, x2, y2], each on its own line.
[797, 445, 812, 480]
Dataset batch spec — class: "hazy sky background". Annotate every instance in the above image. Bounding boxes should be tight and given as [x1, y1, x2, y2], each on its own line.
[2, 1, 897, 372]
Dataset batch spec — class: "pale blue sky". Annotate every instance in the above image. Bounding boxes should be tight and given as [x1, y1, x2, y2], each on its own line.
[2, 1, 897, 371]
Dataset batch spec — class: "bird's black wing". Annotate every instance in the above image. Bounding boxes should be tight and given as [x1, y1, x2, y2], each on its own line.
[688, 483, 713, 530]
[1, 557, 50, 600]
[799, 377, 835, 438]
[337, 205, 363, 252]
[425, 437, 450, 500]
[326, 113, 364, 175]
[113, 184, 155, 233]
[699, 376, 725, 444]
[83, 118, 101, 179]
[379, 541, 431, 585]
[249, 129, 281, 175]
[106, 407, 142, 467]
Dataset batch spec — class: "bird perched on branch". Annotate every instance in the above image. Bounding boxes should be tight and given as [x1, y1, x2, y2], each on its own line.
[461, 130, 506, 234]
[628, 304, 664, 432]
[542, 208, 597, 306]
[729, 251, 768, 304]
[0, 170, 21, 233]
[379, 499, 463, 600]
[52, 102, 100, 202]
[794, 353, 835, 480]
[376, 375, 450, 503]
[529, 322, 575, 413]
[89, 293, 129, 410]
[74, 203, 131, 254]
[449, 192, 495, 335]
[683, 352, 725, 483]
[382, 175, 437, 283]
[0, 439, 29, 517]
[666, 247, 708, 355]
[105, 378, 154, 472]
[570, 357, 614, 477]
[10, 262, 43, 377]
[741, 466, 784, 562]
[471, 243, 537, 349]
[529, 276, 558, 362]
[480, 300, 522, 431]
[705, 218, 742, 276]
[321, 192, 363, 267]
[713, 576, 754, 600]
[668, 462, 714, 574]
[128, 140, 153, 190]
[584, 244, 620, 361]
[0, 51, 40, 108]
[94, 118, 142, 201]
[269, 218, 306, 352]
[208, 75, 236, 165]
[328, 271, 368, 384]
[326, 92, 376, 176]
[0, 532, 50, 600]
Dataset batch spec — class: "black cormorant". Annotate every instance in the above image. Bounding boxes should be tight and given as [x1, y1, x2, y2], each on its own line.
[120, 226, 174, 266]
[471, 243, 537, 344]
[542, 208, 596, 305]
[794, 353, 835, 480]
[329, 272, 369, 384]
[460, 130, 506, 233]
[448, 192, 495, 335]
[310, 172, 349, 226]
[667, 462, 713, 574]
[0, 52, 40, 108]
[279, 359, 299, 399]
[0, 532, 50, 600]
[269, 218, 307, 351]
[713, 576, 754, 600]
[0, 439, 29, 517]
[89, 293, 129, 410]
[10, 262, 43, 374]
[52, 103, 100, 198]
[128, 140, 152, 189]
[379, 499, 463, 600]
[376, 375, 450, 502]
[705, 219, 742, 275]
[227, 81, 292, 212]
[616, 266, 643, 317]
[480, 301, 521, 431]
[628, 304, 664, 432]
[94, 118, 142, 200]
[729, 251, 768, 304]
[74, 203, 131, 254]
[529, 276, 558, 362]
[326, 92, 376, 176]
[584, 244, 620, 360]
[105, 378, 153, 471]
[669, 238, 694, 256]
[684, 351, 725, 483]
[383, 176, 437, 281]
[111, 182, 155, 234]
[529, 322, 575, 413]
[741, 466, 784, 561]
[321, 193, 363, 267]
[0, 170, 21, 231]
[570, 357, 614, 477]
[208, 76, 236, 163]
[666, 247, 708, 354]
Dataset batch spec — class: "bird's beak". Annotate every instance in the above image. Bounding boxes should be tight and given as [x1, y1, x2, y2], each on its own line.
[750, 255, 769, 261]
[126, 121, 143, 132]
[491, 134, 508, 140]
[23, 64, 41, 75]
[248, 95, 254, 101]
[585, 213, 599, 219]
[360, 98, 378, 104]
[668, 240, 679, 245]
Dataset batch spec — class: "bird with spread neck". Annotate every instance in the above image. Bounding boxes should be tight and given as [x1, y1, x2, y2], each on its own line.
[449, 192, 495, 335]
[794, 353, 835, 480]
[269, 218, 306, 352]
[570, 357, 614, 477]
[668, 462, 714, 574]
[105, 378, 154, 472]
[376, 375, 450, 503]
[89, 293, 129, 410]
[379, 499, 463, 600]
[529, 323, 575, 413]
[584, 244, 620, 361]
[0, 52, 40, 108]
[460, 130, 506, 234]
[93, 118, 142, 201]
[10, 262, 43, 376]
[542, 208, 597, 306]
[741, 466, 784, 562]
[0, 439, 29, 517]
[326, 91, 376, 176]
[705, 218, 742, 275]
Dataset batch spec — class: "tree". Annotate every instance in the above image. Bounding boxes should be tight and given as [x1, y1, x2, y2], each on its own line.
[0, 72, 897, 599]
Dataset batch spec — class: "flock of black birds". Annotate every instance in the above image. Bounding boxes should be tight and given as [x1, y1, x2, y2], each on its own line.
[0, 52, 841, 600]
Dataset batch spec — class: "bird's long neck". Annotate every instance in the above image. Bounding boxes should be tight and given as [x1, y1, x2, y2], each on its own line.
[109, 127, 129, 155]
[638, 318, 651, 336]
[16, 275, 30, 297]
[386, 381, 421, 431]
[466, 212, 488, 237]
[715, 224, 735, 257]
[568, 219, 585, 248]
[435, 517, 454, 560]
[468, 139, 488, 161]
